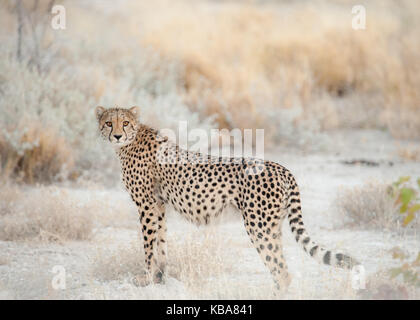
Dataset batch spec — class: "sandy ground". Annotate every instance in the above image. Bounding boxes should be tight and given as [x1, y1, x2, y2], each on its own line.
[0, 129, 419, 300]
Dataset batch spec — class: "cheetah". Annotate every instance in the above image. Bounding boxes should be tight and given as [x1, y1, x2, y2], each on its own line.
[95, 106, 359, 290]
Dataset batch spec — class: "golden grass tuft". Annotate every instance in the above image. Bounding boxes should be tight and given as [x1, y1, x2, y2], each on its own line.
[0, 121, 74, 183]
[0, 185, 93, 242]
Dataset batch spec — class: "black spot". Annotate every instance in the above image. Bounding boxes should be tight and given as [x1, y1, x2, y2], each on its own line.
[289, 218, 299, 225]
[310, 245, 318, 256]
[323, 251, 331, 265]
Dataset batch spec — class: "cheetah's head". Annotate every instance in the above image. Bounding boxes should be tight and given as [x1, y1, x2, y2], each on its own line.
[95, 106, 140, 147]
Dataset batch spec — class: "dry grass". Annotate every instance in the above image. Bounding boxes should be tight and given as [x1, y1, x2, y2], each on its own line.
[92, 228, 238, 289]
[0, 184, 21, 216]
[91, 228, 281, 299]
[167, 230, 237, 289]
[0, 184, 93, 242]
[0, 182, 139, 242]
[90, 225, 364, 299]
[92, 241, 145, 282]
[335, 182, 404, 230]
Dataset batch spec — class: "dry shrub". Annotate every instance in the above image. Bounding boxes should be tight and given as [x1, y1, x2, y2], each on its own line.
[335, 182, 401, 230]
[0, 254, 9, 266]
[93, 229, 236, 288]
[0, 122, 74, 183]
[398, 145, 420, 162]
[138, 0, 420, 138]
[358, 271, 420, 300]
[0, 185, 93, 242]
[0, 0, 214, 185]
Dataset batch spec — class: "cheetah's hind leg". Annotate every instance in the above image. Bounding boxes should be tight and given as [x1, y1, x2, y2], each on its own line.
[242, 211, 291, 294]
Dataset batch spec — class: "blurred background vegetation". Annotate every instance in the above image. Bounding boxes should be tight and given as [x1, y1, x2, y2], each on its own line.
[0, 0, 419, 185]
[0, 1, 419, 299]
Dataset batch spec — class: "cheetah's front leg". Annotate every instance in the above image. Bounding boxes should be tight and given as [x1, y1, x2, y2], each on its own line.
[156, 203, 167, 279]
[134, 200, 165, 286]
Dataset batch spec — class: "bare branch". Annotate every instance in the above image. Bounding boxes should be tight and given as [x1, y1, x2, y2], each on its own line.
[16, 0, 24, 61]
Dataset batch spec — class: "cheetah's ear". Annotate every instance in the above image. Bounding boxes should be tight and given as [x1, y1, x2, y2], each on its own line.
[129, 106, 140, 117]
[95, 106, 105, 121]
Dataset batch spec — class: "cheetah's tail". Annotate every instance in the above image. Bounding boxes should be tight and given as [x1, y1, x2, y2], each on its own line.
[286, 190, 359, 270]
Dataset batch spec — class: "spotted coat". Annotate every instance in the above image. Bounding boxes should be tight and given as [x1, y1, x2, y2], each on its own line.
[96, 107, 359, 289]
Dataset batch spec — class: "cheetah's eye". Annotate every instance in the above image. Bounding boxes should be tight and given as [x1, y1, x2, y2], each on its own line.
[105, 122, 112, 127]
[123, 121, 129, 126]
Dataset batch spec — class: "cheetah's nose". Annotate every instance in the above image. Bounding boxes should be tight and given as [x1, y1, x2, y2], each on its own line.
[114, 134, 122, 141]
